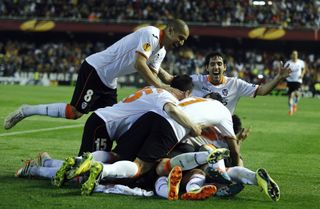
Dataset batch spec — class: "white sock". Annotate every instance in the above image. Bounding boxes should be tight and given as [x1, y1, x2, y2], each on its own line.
[208, 159, 227, 171]
[43, 159, 63, 168]
[155, 176, 168, 198]
[29, 166, 59, 179]
[22, 103, 67, 118]
[227, 166, 257, 185]
[92, 151, 114, 163]
[101, 161, 139, 179]
[170, 151, 209, 170]
[186, 174, 205, 192]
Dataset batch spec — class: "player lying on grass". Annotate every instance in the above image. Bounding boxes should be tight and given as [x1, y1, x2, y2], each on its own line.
[153, 115, 280, 201]
[15, 93, 237, 193]
[15, 116, 279, 201]
[48, 95, 238, 197]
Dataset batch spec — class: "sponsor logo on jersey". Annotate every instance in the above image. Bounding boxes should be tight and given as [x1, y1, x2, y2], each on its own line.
[222, 89, 228, 96]
[143, 43, 151, 52]
[202, 87, 210, 92]
[152, 34, 159, 39]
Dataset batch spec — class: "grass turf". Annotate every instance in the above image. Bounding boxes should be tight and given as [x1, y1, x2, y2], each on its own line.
[0, 85, 319, 209]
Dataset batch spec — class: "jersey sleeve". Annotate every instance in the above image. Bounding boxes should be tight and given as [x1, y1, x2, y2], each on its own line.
[154, 89, 178, 110]
[236, 78, 259, 97]
[216, 115, 236, 138]
[135, 28, 159, 59]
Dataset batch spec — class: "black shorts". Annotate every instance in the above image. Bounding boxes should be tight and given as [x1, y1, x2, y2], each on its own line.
[113, 112, 178, 162]
[70, 61, 117, 114]
[287, 81, 301, 95]
[167, 143, 195, 158]
[78, 113, 113, 156]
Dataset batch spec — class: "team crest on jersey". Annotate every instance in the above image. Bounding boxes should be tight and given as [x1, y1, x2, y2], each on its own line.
[222, 89, 228, 96]
[143, 43, 151, 52]
[81, 102, 88, 109]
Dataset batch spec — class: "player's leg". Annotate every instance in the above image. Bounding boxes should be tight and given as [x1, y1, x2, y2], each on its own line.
[78, 112, 113, 156]
[180, 169, 217, 200]
[222, 166, 280, 201]
[155, 166, 183, 200]
[291, 82, 302, 114]
[157, 149, 229, 176]
[287, 82, 294, 115]
[4, 61, 116, 129]
[256, 168, 280, 201]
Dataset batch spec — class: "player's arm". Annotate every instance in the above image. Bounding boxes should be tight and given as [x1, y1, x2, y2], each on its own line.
[224, 136, 241, 166]
[256, 62, 291, 96]
[300, 62, 307, 79]
[158, 67, 174, 84]
[163, 102, 202, 137]
[135, 52, 169, 89]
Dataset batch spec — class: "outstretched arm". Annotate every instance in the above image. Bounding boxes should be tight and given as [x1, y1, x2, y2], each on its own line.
[256, 64, 291, 96]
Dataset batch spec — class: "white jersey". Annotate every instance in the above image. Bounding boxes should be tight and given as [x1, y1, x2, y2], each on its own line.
[86, 26, 166, 89]
[285, 59, 305, 83]
[95, 86, 178, 140]
[170, 97, 236, 141]
[191, 74, 259, 114]
[181, 127, 229, 150]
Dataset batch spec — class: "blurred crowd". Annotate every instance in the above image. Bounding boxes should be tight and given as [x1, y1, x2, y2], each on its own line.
[1, 0, 320, 28]
[1, 40, 319, 92]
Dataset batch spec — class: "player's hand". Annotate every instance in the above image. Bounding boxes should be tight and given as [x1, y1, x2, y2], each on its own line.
[189, 124, 202, 137]
[237, 127, 251, 142]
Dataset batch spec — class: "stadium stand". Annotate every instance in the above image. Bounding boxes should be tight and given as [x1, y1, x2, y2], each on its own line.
[0, 0, 319, 96]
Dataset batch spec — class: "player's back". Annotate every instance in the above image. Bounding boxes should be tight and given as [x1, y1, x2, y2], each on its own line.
[95, 86, 178, 139]
[178, 97, 235, 138]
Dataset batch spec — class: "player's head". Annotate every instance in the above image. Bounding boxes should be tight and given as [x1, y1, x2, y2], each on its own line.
[204, 52, 227, 85]
[204, 92, 224, 103]
[170, 74, 193, 100]
[232, 114, 242, 135]
[291, 50, 298, 61]
[163, 19, 189, 49]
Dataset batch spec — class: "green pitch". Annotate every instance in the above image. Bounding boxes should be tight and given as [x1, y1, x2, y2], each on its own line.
[0, 85, 319, 209]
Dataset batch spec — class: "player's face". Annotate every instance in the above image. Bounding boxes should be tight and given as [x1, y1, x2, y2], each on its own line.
[206, 56, 226, 84]
[291, 51, 298, 60]
[165, 27, 189, 49]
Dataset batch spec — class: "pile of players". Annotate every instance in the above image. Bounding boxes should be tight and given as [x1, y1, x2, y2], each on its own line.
[5, 19, 295, 201]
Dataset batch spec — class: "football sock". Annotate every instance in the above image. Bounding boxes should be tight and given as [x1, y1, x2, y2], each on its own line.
[92, 151, 114, 163]
[101, 161, 139, 179]
[208, 159, 226, 170]
[186, 173, 205, 192]
[227, 166, 257, 185]
[170, 151, 209, 170]
[155, 176, 169, 198]
[43, 159, 63, 168]
[29, 166, 59, 179]
[22, 103, 67, 118]
[288, 97, 294, 112]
